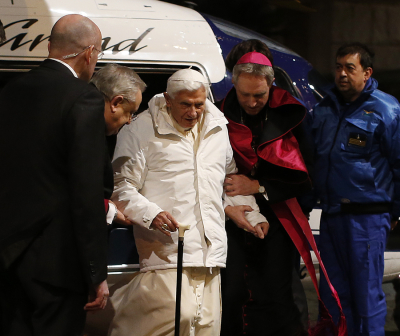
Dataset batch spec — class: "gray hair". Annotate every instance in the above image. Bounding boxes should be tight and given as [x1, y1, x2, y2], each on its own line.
[232, 63, 274, 86]
[91, 64, 146, 102]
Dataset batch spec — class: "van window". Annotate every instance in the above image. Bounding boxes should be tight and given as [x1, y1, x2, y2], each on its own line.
[274, 66, 301, 99]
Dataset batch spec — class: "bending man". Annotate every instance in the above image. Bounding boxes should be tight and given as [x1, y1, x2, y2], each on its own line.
[91, 63, 146, 226]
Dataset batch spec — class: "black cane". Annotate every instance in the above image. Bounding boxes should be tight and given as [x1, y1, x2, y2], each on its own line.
[175, 223, 190, 336]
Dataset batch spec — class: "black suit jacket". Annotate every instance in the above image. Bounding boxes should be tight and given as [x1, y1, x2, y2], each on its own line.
[0, 59, 108, 292]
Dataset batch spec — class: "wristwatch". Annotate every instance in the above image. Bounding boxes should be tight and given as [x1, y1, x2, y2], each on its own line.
[258, 184, 265, 194]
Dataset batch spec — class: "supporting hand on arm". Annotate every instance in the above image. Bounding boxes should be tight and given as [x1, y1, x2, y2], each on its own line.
[224, 174, 260, 196]
[225, 205, 268, 239]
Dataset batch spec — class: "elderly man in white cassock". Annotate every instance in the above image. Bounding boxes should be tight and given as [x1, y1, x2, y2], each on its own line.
[108, 69, 268, 336]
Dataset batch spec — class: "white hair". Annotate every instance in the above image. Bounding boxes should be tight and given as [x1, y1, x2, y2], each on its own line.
[166, 68, 209, 98]
[166, 80, 208, 99]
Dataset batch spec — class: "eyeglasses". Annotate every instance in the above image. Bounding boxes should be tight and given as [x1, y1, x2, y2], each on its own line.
[93, 47, 104, 59]
[62, 45, 104, 60]
[130, 112, 139, 122]
[122, 98, 139, 122]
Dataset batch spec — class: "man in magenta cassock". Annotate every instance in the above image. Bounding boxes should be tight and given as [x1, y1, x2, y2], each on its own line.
[219, 51, 313, 336]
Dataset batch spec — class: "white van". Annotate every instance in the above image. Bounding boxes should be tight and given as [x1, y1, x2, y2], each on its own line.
[1, 1, 399, 333]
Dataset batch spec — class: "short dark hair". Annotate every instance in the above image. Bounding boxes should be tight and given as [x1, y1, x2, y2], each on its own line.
[336, 43, 374, 70]
[225, 39, 274, 73]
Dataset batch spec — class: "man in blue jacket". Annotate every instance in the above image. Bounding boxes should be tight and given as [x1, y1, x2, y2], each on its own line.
[310, 43, 400, 335]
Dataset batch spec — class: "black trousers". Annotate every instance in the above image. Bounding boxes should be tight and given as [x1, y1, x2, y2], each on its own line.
[221, 200, 304, 336]
[0, 236, 88, 336]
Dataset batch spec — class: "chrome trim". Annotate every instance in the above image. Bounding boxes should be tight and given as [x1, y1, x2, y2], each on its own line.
[108, 264, 139, 270]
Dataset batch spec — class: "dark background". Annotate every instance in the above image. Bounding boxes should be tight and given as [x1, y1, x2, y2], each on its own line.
[162, 0, 400, 101]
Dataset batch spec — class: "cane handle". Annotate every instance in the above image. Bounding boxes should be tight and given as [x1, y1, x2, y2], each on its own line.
[178, 223, 191, 238]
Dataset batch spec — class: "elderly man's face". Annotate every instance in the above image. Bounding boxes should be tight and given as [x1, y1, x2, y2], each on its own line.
[164, 87, 206, 129]
[234, 73, 271, 116]
[105, 90, 142, 136]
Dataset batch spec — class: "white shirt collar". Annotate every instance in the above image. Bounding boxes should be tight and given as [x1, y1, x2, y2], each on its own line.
[48, 58, 78, 78]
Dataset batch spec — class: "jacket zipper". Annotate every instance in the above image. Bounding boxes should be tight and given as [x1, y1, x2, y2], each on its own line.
[326, 104, 347, 209]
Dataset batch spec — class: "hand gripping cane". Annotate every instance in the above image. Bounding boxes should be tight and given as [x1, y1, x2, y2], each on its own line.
[174, 223, 190, 336]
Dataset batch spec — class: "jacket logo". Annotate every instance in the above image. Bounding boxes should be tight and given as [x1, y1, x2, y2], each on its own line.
[348, 132, 367, 147]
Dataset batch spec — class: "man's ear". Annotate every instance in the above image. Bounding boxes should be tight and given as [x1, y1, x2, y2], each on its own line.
[110, 95, 124, 112]
[84, 45, 95, 64]
[364, 67, 373, 82]
[163, 92, 172, 108]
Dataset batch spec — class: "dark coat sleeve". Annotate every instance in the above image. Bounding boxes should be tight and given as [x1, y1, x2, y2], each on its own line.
[65, 87, 109, 286]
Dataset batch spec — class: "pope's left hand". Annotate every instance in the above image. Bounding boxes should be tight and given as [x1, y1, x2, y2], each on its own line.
[254, 222, 269, 239]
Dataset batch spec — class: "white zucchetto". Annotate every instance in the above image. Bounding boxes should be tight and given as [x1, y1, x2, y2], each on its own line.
[167, 68, 209, 85]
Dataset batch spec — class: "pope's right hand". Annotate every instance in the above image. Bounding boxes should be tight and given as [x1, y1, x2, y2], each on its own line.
[151, 211, 179, 236]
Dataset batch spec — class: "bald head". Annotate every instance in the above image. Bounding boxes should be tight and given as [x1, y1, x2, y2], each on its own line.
[48, 14, 102, 82]
[49, 14, 101, 57]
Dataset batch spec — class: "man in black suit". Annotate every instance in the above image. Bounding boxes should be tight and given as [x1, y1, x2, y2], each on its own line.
[0, 14, 109, 336]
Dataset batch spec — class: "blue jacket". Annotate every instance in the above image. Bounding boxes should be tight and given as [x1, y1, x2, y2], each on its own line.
[310, 78, 400, 217]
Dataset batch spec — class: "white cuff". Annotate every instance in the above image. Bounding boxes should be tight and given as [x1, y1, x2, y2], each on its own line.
[245, 211, 268, 228]
[142, 204, 164, 229]
[106, 202, 117, 225]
